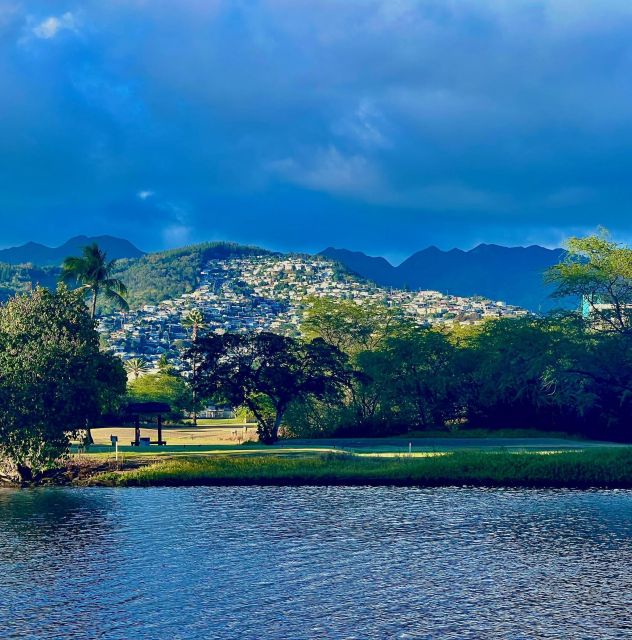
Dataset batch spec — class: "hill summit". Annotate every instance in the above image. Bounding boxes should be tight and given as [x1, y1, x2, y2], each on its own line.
[320, 244, 568, 312]
[0, 235, 144, 266]
[0, 234, 571, 312]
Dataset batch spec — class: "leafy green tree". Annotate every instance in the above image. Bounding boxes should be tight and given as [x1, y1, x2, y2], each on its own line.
[157, 354, 173, 373]
[125, 357, 151, 380]
[458, 315, 588, 430]
[546, 230, 632, 335]
[61, 243, 129, 318]
[541, 231, 632, 436]
[300, 298, 406, 434]
[191, 332, 352, 444]
[290, 321, 463, 437]
[127, 370, 192, 419]
[0, 286, 126, 482]
[537, 317, 632, 438]
[302, 297, 401, 355]
[572, 332, 632, 437]
[377, 325, 462, 429]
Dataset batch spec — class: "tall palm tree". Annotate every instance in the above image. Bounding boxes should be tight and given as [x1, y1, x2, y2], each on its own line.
[125, 357, 150, 380]
[61, 243, 129, 318]
[182, 309, 206, 425]
[182, 308, 205, 342]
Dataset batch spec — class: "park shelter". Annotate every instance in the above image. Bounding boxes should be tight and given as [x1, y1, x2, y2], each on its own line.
[125, 402, 170, 446]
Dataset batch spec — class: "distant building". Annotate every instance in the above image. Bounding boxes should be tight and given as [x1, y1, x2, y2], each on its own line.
[98, 254, 528, 368]
[582, 294, 632, 330]
[198, 405, 236, 419]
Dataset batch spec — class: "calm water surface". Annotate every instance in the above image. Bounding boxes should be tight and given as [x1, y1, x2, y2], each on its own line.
[0, 486, 631, 639]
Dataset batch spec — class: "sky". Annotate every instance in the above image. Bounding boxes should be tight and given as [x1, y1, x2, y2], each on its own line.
[1, 1, 631, 262]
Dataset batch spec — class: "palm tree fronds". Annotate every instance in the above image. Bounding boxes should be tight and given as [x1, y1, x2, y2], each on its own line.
[60, 243, 129, 317]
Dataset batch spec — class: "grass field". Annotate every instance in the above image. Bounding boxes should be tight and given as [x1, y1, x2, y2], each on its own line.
[75, 424, 631, 489]
[88, 423, 258, 447]
[84, 448, 632, 488]
[85, 422, 619, 456]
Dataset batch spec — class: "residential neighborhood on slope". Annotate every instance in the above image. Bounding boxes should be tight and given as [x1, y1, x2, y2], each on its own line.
[98, 254, 528, 370]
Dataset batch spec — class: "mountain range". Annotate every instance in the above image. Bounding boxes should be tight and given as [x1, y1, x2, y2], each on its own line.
[320, 244, 569, 311]
[0, 235, 145, 266]
[0, 235, 570, 311]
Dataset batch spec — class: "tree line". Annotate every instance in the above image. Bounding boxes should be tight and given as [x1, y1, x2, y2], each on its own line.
[190, 232, 632, 443]
[0, 231, 630, 482]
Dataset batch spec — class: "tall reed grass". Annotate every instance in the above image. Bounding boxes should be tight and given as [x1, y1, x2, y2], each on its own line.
[87, 448, 632, 488]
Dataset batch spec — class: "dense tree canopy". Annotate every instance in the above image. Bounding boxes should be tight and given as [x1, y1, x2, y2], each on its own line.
[191, 332, 352, 443]
[0, 286, 126, 482]
[546, 231, 632, 335]
[302, 296, 402, 355]
[127, 370, 192, 419]
[284, 234, 632, 441]
[376, 324, 462, 429]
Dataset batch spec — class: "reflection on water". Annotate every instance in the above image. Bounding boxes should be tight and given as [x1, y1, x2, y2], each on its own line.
[0, 486, 631, 639]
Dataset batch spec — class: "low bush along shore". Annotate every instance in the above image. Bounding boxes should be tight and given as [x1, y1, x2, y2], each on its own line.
[84, 448, 632, 488]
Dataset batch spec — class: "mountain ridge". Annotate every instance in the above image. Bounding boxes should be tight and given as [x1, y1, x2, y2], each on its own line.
[0, 235, 145, 265]
[0, 235, 571, 312]
[320, 244, 569, 311]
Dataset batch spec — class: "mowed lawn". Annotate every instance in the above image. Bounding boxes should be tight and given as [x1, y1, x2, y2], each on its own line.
[77, 422, 629, 461]
[89, 422, 258, 447]
[74, 422, 632, 488]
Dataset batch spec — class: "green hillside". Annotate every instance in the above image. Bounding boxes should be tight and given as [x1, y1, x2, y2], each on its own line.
[0, 242, 273, 311]
[106, 242, 274, 311]
[0, 262, 59, 301]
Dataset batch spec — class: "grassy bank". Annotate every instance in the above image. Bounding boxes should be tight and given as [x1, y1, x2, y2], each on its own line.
[85, 448, 632, 488]
[401, 428, 587, 440]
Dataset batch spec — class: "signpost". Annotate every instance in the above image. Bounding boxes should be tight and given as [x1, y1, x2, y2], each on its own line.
[111, 435, 119, 463]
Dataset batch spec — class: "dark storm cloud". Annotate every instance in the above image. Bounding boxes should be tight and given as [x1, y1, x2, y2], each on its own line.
[1, 0, 631, 255]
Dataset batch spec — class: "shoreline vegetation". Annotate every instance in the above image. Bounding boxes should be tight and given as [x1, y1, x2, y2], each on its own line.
[1, 233, 630, 487]
[76, 448, 632, 489]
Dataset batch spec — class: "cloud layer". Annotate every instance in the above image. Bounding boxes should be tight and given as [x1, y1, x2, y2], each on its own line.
[1, 1, 631, 256]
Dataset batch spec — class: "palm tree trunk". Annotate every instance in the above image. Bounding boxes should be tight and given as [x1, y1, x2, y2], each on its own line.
[192, 358, 198, 426]
[91, 288, 98, 319]
[192, 323, 198, 426]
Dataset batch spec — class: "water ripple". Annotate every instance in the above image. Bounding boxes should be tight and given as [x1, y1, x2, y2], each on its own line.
[0, 486, 631, 639]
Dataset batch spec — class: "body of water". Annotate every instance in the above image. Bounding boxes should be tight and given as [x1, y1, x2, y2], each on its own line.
[0, 486, 631, 639]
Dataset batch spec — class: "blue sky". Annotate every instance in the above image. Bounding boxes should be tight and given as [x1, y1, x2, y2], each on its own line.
[1, 1, 631, 261]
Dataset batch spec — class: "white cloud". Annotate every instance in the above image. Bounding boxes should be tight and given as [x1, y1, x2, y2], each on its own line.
[162, 223, 192, 246]
[268, 146, 384, 199]
[268, 146, 507, 212]
[137, 190, 155, 200]
[156, 200, 193, 247]
[32, 12, 78, 40]
[332, 100, 390, 149]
